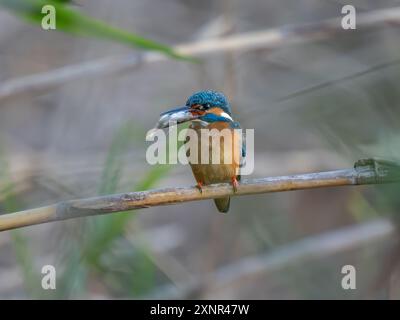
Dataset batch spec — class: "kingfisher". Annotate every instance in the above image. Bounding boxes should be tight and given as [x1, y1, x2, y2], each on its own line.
[154, 90, 245, 213]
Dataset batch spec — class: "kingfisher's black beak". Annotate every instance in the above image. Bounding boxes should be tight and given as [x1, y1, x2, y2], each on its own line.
[155, 106, 199, 129]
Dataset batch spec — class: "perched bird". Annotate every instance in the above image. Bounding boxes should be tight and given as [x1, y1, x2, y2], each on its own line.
[155, 90, 245, 213]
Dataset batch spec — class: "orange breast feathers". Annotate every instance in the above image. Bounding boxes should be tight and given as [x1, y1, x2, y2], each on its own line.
[206, 121, 241, 170]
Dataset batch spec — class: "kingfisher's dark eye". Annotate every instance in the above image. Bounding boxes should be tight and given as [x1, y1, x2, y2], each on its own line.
[201, 103, 211, 110]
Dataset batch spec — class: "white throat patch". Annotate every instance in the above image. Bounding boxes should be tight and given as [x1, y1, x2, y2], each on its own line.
[220, 112, 233, 121]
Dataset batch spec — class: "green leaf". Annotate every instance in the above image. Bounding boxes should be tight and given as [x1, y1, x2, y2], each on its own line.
[0, 145, 41, 298]
[0, 0, 194, 61]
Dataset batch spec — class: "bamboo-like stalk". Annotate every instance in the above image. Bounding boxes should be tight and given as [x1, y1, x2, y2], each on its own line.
[0, 158, 399, 232]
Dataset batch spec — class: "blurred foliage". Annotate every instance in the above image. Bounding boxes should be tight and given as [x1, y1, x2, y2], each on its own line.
[0, 0, 190, 296]
[52, 121, 171, 298]
[0, 145, 42, 298]
[0, 120, 171, 298]
[0, 0, 193, 60]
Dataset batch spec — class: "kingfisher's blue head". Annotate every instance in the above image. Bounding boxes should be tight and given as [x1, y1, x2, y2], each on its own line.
[156, 90, 233, 129]
[185, 90, 232, 115]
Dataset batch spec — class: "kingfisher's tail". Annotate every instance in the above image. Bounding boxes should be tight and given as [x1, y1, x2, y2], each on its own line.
[214, 197, 230, 213]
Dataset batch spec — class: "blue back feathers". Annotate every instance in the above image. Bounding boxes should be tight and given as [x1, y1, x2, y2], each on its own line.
[186, 90, 232, 115]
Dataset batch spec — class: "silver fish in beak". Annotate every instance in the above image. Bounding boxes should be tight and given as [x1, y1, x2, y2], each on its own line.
[156, 106, 199, 129]
[146, 106, 200, 139]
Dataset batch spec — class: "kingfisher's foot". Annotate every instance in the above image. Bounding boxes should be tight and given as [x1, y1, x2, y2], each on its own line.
[196, 181, 204, 194]
[231, 177, 239, 193]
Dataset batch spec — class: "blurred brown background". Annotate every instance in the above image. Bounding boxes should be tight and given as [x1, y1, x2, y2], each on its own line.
[0, 0, 400, 299]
